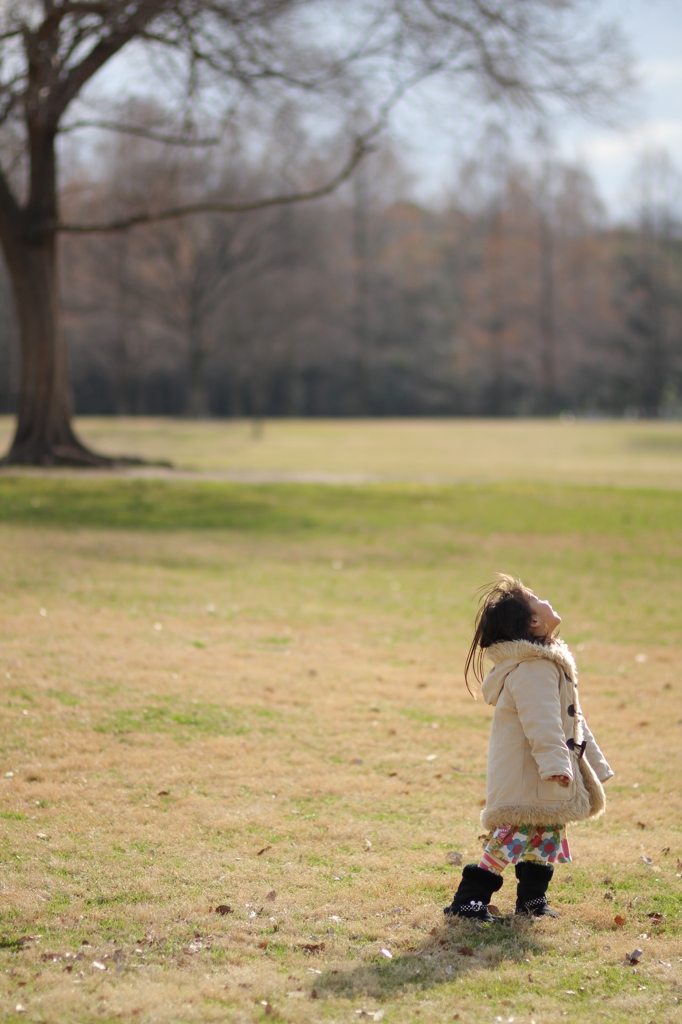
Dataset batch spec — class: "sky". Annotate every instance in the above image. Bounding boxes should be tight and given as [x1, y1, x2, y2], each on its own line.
[392, 0, 682, 219]
[553, 0, 682, 216]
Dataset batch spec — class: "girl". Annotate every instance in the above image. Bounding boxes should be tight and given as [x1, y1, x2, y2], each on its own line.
[444, 575, 613, 921]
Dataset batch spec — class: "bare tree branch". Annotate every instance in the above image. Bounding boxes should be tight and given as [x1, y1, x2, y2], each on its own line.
[49, 3, 164, 122]
[56, 70, 430, 233]
[57, 134, 371, 233]
[58, 119, 220, 146]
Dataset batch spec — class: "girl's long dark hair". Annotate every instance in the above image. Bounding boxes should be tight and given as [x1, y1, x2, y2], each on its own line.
[464, 575, 544, 696]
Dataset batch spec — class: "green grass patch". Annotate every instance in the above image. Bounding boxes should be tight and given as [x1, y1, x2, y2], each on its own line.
[2, 477, 682, 536]
[96, 699, 248, 739]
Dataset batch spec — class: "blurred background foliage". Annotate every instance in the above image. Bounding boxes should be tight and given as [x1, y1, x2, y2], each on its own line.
[2, 108, 681, 422]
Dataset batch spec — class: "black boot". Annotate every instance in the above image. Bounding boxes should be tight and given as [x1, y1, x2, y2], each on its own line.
[444, 864, 503, 922]
[515, 862, 559, 917]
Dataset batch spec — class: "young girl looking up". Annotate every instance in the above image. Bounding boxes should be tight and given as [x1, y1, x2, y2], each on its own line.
[445, 575, 613, 922]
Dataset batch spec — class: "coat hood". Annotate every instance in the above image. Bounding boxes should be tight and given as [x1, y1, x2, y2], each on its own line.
[480, 661, 515, 706]
[480, 638, 577, 707]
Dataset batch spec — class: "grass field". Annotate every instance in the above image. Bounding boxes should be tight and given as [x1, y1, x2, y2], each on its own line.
[2, 416, 682, 488]
[0, 420, 681, 1024]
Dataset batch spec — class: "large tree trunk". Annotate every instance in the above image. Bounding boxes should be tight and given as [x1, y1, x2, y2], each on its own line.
[1, 229, 109, 465]
[0, 118, 112, 466]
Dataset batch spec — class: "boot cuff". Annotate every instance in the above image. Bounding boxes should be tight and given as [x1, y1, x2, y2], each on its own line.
[462, 863, 504, 892]
[516, 861, 554, 882]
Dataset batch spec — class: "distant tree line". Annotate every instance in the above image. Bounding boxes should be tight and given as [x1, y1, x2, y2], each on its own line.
[1, 114, 681, 419]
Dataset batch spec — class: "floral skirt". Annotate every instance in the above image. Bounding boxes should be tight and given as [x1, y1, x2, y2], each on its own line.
[480, 823, 571, 873]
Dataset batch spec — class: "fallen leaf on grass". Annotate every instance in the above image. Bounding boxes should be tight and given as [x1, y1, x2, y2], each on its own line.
[604, 892, 614, 901]
[641, 856, 653, 866]
[602, 876, 613, 885]
[259, 941, 268, 949]
[661, 847, 670, 856]
[429, 927, 438, 936]
[446, 851, 463, 865]
[457, 946, 474, 957]
[215, 905, 232, 916]
[310, 989, 318, 999]
[488, 905, 500, 916]
[647, 912, 664, 923]
[624, 949, 643, 965]
[614, 915, 627, 928]
[257, 846, 272, 856]
[157, 790, 170, 796]
[302, 942, 325, 953]
[637, 822, 648, 829]
[266, 890, 276, 901]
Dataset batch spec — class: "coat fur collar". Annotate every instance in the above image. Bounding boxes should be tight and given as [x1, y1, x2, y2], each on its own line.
[485, 637, 577, 682]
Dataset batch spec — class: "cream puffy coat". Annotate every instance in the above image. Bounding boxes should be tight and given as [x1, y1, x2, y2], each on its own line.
[480, 638, 613, 831]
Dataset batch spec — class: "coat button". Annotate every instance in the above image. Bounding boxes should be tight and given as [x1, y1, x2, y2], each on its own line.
[567, 704, 575, 717]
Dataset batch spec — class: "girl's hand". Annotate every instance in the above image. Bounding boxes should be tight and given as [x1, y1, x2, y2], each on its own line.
[549, 774, 571, 787]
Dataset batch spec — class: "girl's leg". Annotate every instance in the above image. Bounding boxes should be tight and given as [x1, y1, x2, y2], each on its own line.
[443, 864, 504, 922]
[514, 862, 558, 917]
[443, 826, 517, 921]
[479, 848, 508, 875]
[514, 826, 566, 917]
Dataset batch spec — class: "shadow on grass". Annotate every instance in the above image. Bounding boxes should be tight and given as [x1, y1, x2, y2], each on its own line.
[317, 916, 547, 1001]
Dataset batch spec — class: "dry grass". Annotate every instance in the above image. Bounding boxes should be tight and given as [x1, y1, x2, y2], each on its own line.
[2, 416, 682, 488]
[0, 474, 681, 1023]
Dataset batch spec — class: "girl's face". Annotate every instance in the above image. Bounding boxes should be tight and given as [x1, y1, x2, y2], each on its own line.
[528, 594, 561, 639]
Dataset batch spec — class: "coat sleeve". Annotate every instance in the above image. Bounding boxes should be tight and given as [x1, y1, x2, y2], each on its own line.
[581, 715, 614, 781]
[508, 660, 574, 781]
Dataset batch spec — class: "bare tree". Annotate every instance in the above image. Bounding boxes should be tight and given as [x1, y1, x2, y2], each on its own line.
[535, 135, 557, 412]
[619, 151, 682, 416]
[0, 0, 630, 462]
[57, 132, 675, 419]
